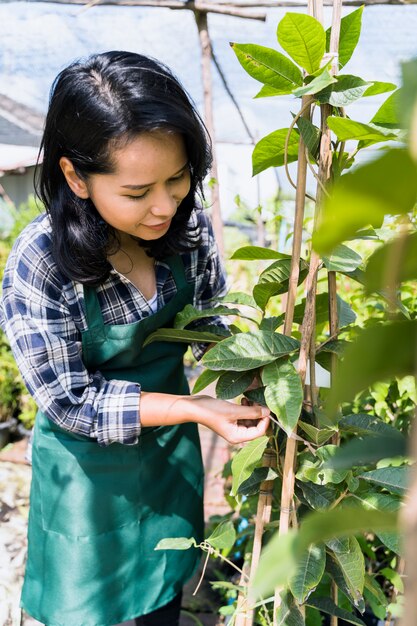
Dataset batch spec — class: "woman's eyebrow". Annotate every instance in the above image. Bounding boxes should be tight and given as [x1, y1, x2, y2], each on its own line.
[121, 163, 189, 190]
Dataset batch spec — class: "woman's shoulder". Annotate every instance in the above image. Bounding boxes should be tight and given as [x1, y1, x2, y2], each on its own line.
[11, 212, 52, 255]
[189, 207, 215, 241]
[5, 213, 62, 286]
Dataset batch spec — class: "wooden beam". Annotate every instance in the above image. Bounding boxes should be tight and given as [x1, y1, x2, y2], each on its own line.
[24, 0, 413, 7]
[35, 0, 267, 19]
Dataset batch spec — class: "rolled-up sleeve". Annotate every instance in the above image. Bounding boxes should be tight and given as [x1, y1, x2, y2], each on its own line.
[0, 233, 141, 447]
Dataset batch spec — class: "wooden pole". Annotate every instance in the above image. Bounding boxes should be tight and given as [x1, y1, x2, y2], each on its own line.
[194, 10, 224, 258]
[235, 447, 277, 625]
[323, 5, 343, 622]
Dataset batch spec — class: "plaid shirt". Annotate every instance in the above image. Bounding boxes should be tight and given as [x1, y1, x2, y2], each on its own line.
[0, 209, 227, 446]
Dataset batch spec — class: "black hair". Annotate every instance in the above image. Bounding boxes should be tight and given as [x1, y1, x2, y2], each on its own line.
[35, 51, 212, 285]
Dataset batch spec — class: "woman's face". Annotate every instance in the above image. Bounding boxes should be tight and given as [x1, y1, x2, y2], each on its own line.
[85, 131, 191, 241]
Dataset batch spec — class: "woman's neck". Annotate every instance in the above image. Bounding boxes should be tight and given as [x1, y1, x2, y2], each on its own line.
[108, 234, 156, 300]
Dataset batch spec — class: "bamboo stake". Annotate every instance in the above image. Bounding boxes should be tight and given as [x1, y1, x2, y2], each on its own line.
[322, 6, 343, 622]
[236, 447, 278, 625]
[194, 10, 224, 258]
[273, 0, 347, 621]
[235, 557, 252, 625]
[283, 96, 313, 335]
[236, 62, 313, 626]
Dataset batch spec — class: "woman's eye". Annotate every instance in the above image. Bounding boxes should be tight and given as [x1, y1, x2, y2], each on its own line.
[170, 171, 185, 182]
[127, 191, 148, 200]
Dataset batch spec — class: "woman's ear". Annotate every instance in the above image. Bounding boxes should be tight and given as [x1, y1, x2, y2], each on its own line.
[59, 157, 89, 199]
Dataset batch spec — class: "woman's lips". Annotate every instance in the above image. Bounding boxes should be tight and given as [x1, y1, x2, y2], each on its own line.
[144, 219, 172, 231]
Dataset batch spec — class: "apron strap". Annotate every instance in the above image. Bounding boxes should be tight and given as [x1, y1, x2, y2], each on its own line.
[165, 255, 188, 290]
[83, 284, 105, 333]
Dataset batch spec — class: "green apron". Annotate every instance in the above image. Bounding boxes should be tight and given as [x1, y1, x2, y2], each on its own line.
[21, 255, 204, 626]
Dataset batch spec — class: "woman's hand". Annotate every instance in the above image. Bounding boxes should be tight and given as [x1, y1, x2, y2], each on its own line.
[180, 395, 270, 444]
[140, 392, 270, 444]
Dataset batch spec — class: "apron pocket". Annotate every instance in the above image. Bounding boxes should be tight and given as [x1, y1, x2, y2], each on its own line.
[37, 434, 141, 537]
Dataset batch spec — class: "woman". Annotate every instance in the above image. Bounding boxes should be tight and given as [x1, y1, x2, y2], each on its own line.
[1, 51, 270, 626]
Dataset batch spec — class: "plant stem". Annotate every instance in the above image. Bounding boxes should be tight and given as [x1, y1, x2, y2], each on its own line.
[193, 546, 212, 596]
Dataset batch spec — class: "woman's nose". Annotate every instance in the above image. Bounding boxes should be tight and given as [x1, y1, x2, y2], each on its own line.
[151, 188, 177, 216]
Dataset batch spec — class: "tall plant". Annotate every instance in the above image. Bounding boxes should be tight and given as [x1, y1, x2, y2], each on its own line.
[151, 4, 416, 625]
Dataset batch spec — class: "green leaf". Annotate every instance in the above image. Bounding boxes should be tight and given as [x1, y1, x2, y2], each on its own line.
[295, 115, 321, 160]
[326, 536, 365, 612]
[252, 128, 299, 175]
[353, 492, 402, 554]
[289, 543, 326, 604]
[297, 480, 341, 511]
[230, 42, 303, 92]
[324, 434, 406, 470]
[294, 294, 356, 328]
[371, 89, 403, 128]
[397, 375, 417, 403]
[259, 315, 285, 332]
[400, 59, 417, 140]
[297, 446, 349, 485]
[338, 413, 405, 440]
[210, 581, 243, 592]
[327, 117, 398, 143]
[316, 338, 350, 358]
[244, 386, 267, 407]
[328, 320, 417, 407]
[201, 331, 300, 372]
[220, 291, 259, 309]
[230, 246, 290, 261]
[155, 537, 197, 550]
[253, 258, 308, 310]
[365, 232, 417, 293]
[298, 421, 335, 446]
[305, 606, 323, 626]
[293, 68, 337, 97]
[237, 465, 279, 496]
[277, 13, 326, 74]
[317, 75, 370, 107]
[313, 149, 417, 254]
[192, 368, 224, 394]
[363, 81, 397, 97]
[276, 592, 305, 626]
[322, 244, 362, 273]
[231, 435, 269, 496]
[206, 520, 236, 551]
[252, 507, 398, 599]
[174, 304, 239, 329]
[380, 567, 404, 593]
[216, 370, 254, 400]
[254, 84, 283, 98]
[307, 597, 366, 626]
[143, 328, 223, 347]
[364, 573, 389, 608]
[336, 6, 364, 69]
[262, 359, 303, 435]
[359, 466, 409, 496]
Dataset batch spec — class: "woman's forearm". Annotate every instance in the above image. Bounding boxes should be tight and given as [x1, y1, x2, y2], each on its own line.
[140, 392, 270, 444]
